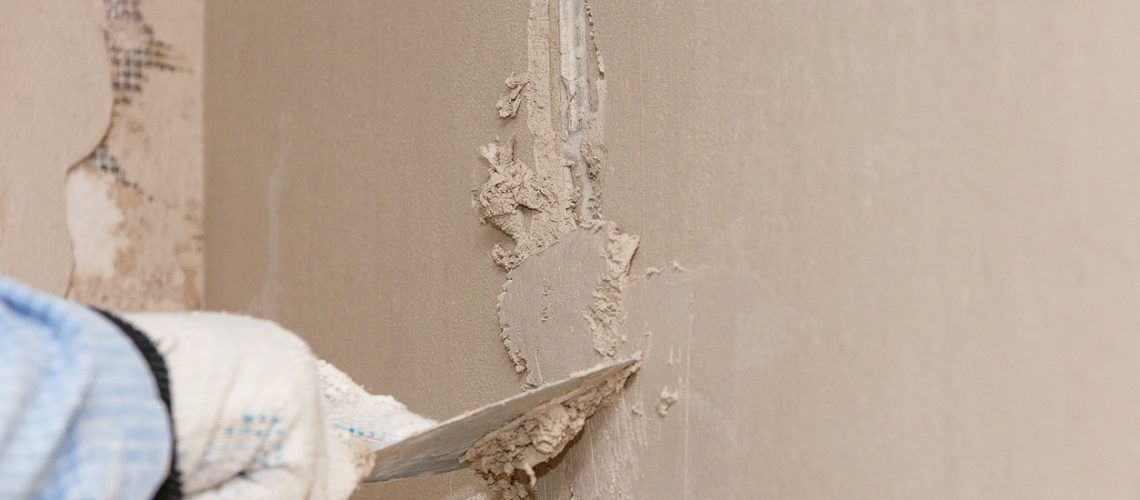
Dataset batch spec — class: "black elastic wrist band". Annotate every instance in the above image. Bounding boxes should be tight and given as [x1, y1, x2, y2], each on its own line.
[92, 308, 183, 500]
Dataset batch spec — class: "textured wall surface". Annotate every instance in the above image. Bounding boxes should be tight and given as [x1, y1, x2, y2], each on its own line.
[206, 1, 1140, 499]
[1, 0, 203, 311]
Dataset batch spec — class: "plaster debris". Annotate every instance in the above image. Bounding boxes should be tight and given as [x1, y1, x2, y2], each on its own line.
[630, 402, 644, 416]
[476, 137, 576, 270]
[463, 360, 640, 499]
[584, 222, 640, 356]
[477, 0, 642, 395]
[497, 73, 529, 119]
[584, 0, 605, 77]
[656, 386, 679, 417]
[472, 0, 583, 270]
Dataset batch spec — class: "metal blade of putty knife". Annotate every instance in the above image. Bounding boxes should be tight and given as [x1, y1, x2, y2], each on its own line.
[365, 358, 637, 483]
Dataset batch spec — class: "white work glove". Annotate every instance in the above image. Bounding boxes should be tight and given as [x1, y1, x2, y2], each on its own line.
[124, 312, 436, 500]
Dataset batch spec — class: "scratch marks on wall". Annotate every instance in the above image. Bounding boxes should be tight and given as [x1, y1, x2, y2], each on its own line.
[64, 0, 203, 311]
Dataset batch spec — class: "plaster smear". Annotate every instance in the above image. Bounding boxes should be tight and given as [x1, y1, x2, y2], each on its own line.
[462, 360, 640, 499]
[476, 136, 575, 271]
[66, 165, 129, 277]
[584, 221, 639, 356]
[473, 1, 655, 496]
[479, 0, 639, 380]
[475, 0, 578, 271]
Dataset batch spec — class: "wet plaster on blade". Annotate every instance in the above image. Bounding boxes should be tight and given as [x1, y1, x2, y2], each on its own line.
[462, 360, 640, 499]
[0, 0, 112, 293]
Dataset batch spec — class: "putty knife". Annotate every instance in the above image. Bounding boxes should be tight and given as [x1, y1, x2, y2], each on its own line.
[365, 358, 637, 482]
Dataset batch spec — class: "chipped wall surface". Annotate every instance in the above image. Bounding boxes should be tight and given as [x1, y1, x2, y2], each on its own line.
[67, 0, 204, 311]
[207, 2, 1140, 500]
[1, 0, 203, 311]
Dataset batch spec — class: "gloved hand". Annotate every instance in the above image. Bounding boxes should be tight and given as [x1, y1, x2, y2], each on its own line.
[124, 312, 436, 500]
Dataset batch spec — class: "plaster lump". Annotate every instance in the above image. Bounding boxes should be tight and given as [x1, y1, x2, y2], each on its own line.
[462, 360, 641, 499]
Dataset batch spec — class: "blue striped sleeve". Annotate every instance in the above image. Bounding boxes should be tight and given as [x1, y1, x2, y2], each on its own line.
[0, 278, 172, 500]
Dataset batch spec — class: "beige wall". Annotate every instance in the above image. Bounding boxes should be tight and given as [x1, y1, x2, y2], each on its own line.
[206, 1, 1140, 499]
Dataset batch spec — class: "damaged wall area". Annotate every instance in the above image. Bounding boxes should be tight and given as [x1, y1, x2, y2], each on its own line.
[0, 0, 202, 312]
[66, 0, 204, 311]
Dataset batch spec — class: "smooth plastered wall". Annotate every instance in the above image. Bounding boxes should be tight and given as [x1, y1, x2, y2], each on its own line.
[207, 1, 1140, 499]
